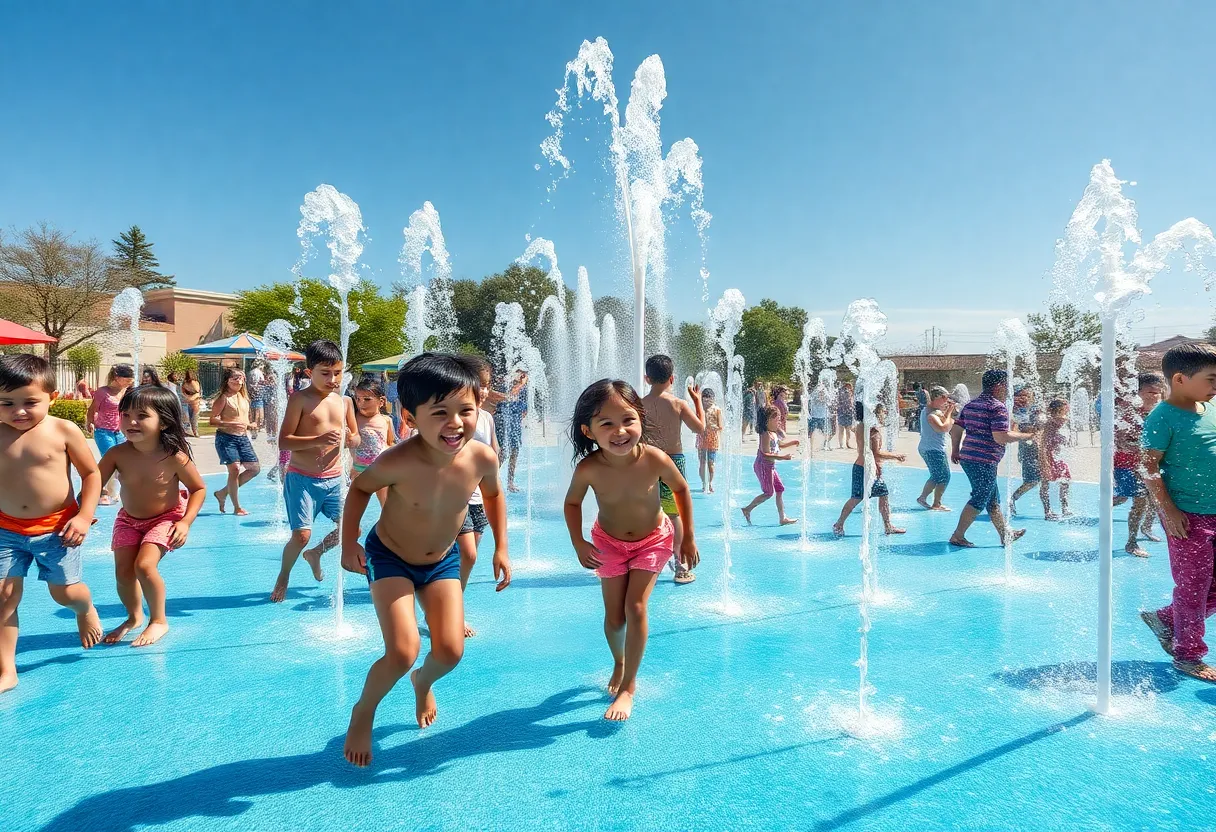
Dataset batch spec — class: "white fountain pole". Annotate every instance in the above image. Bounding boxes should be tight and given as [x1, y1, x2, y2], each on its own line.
[1096, 317, 1116, 713]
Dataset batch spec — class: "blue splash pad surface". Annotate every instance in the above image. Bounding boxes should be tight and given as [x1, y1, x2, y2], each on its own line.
[3, 451, 1213, 831]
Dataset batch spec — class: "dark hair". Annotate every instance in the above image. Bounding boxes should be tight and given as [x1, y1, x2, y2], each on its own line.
[1162, 343, 1216, 382]
[758, 403, 780, 434]
[773, 385, 789, 398]
[571, 379, 649, 459]
[702, 387, 715, 402]
[1138, 372, 1166, 390]
[0, 354, 57, 394]
[305, 339, 343, 369]
[854, 400, 865, 423]
[1047, 398, 1068, 415]
[981, 369, 1008, 393]
[119, 385, 193, 460]
[397, 352, 480, 414]
[110, 363, 135, 381]
[167, 371, 181, 384]
[466, 355, 492, 382]
[644, 354, 674, 384]
[141, 366, 163, 387]
[354, 376, 385, 400]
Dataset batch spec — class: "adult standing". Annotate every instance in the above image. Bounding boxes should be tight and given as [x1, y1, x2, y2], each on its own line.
[915, 386, 956, 511]
[180, 370, 202, 437]
[497, 370, 528, 492]
[836, 381, 856, 450]
[913, 382, 927, 432]
[947, 369, 1034, 548]
[808, 381, 832, 450]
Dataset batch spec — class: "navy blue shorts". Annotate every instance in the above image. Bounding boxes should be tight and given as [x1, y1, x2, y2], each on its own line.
[215, 432, 258, 465]
[961, 459, 1000, 512]
[364, 526, 461, 587]
[850, 463, 889, 500]
[1019, 453, 1042, 484]
[1115, 467, 1147, 499]
[919, 450, 951, 485]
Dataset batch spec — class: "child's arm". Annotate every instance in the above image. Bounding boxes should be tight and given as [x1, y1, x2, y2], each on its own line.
[949, 424, 964, 464]
[340, 457, 386, 574]
[344, 397, 360, 449]
[679, 385, 706, 434]
[563, 464, 600, 569]
[277, 395, 339, 451]
[85, 395, 98, 432]
[478, 447, 510, 591]
[1143, 449, 1188, 539]
[655, 450, 699, 568]
[757, 431, 791, 461]
[62, 423, 100, 547]
[167, 454, 207, 550]
[778, 438, 800, 450]
[383, 414, 396, 446]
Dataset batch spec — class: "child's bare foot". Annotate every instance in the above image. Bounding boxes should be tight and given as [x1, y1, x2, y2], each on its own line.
[411, 669, 438, 728]
[1003, 529, 1027, 544]
[78, 607, 102, 649]
[605, 689, 634, 721]
[1061, 509, 1074, 518]
[508, 482, 520, 494]
[463, 621, 477, 638]
[1142, 529, 1162, 542]
[741, 507, 753, 525]
[832, 522, 845, 537]
[607, 661, 624, 695]
[270, 576, 289, 603]
[1140, 610, 1174, 657]
[98, 495, 114, 506]
[234, 507, 249, 517]
[103, 615, 144, 645]
[1174, 659, 1216, 683]
[885, 526, 906, 535]
[931, 504, 951, 512]
[916, 497, 931, 510]
[0, 671, 16, 694]
[213, 489, 227, 513]
[949, 536, 974, 548]
[302, 547, 325, 582]
[132, 621, 169, 647]
[1126, 542, 1150, 558]
[780, 516, 799, 526]
[1044, 512, 1060, 521]
[707, 485, 714, 493]
[343, 703, 375, 767]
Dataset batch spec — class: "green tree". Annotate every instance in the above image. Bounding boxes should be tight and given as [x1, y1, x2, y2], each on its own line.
[110, 225, 174, 290]
[1027, 304, 1102, 354]
[451, 264, 562, 356]
[737, 299, 803, 384]
[591, 295, 671, 358]
[230, 278, 406, 369]
[672, 321, 711, 380]
[65, 344, 102, 379]
[160, 350, 199, 377]
[1206, 312, 1216, 343]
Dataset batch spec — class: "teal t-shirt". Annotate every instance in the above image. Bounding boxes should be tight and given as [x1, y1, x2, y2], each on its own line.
[1142, 400, 1216, 515]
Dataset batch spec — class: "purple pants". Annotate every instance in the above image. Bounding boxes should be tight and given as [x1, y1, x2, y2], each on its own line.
[1155, 512, 1216, 662]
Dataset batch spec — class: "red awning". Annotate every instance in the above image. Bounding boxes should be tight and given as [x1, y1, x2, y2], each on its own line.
[0, 319, 57, 346]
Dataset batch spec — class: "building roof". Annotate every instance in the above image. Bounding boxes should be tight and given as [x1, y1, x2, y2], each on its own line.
[1137, 335, 1208, 355]
[142, 287, 238, 304]
[885, 352, 1065, 374]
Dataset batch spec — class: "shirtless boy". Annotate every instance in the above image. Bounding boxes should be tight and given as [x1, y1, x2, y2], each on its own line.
[641, 355, 704, 584]
[0, 355, 103, 692]
[340, 352, 510, 767]
[271, 340, 358, 603]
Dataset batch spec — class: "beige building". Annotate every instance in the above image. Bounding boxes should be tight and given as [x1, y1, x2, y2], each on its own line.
[141, 287, 237, 353]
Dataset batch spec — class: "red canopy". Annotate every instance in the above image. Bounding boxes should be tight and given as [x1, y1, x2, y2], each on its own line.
[0, 319, 57, 346]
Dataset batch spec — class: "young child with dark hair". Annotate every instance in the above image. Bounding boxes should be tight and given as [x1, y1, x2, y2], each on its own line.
[271, 340, 357, 603]
[0, 355, 103, 692]
[696, 388, 722, 492]
[565, 378, 698, 721]
[642, 354, 704, 584]
[98, 385, 205, 647]
[351, 376, 396, 507]
[741, 403, 800, 525]
[1115, 372, 1166, 556]
[340, 352, 509, 766]
[834, 402, 906, 536]
[1139, 343, 1216, 682]
[1038, 399, 1072, 520]
[87, 363, 135, 505]
[456, 357, 500, 638]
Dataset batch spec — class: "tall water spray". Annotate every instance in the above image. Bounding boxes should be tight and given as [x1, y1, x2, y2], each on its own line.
[295, 184, 364, 635]
[261, 319, 297, 542]
[1051, 159, 1216, 714]
[1057, 342, 1101, 446]
[108, 288, 145, 382]
[542, 37, 711, 386]
[599, 313, 620, 380]
[992, 318, 1038, 582]
[793, 318, 827, 551]
[709, 289, 745, 614]
[401, 201, 458, 352]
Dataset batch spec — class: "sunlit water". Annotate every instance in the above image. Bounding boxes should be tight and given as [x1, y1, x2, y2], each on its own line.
[4, 454, 1212, 831]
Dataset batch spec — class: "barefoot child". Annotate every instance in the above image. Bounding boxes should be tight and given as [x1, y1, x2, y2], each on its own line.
[340, 353, 510, 766]
[271, 340, 357, 603]
[1008, 385, 1043, 517]
[1114, 373, 1165, 556]
[351, 376, 396, 507]
[457, 358, 500, 637]
[916, 386, 955, 511]
[742, 404, 800, 525]
[87, 364, 135, 505]
[642, 354, 704, 584]
[696, 388, 722, 492]
[834, 402, 907, 536]
[210, 368, 260, 516]
[1139, 343, 1216, 683]
[0, 355, 103, 692]
[1038, 399, 1072, 520]
[565, 379, 698, 721]
[99, 385, 205, 647]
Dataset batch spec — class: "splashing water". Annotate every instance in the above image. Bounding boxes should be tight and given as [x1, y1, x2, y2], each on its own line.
[992, 317, 1038, 582]
[260, 319, 297, 543]
[708, 289, 745, 615]
[517, 236, 565, 304]
[793, 319, 827, 551]
[401, 201, 458, 351]
[108, 288, 145, 382]
[1057, 342, 1101, 445]
[599, 313, 620, 380]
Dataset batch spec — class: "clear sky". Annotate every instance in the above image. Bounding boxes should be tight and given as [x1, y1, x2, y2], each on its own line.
[3, 1, 1214, 352]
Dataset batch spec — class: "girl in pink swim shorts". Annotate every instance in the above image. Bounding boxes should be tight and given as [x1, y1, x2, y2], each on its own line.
[564, 379, 700, 723]
[98, 385, 206, 648]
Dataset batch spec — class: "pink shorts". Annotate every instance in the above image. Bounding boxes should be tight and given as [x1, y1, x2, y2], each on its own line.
[754, 458, 785, 496]
[112, 491, 188, 551]
[591, 515, 674, 579]
[1048, 460, 1071, 482]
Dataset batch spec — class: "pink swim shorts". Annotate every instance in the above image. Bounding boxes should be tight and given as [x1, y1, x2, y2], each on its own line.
[112, 491, 188, 551]
[1048, 460, 1071, 482]
[591, 515, 674, 579]
[754, 458, 785, 496]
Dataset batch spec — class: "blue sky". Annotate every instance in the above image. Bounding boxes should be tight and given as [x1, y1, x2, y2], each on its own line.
[3, 1, 1214, 351]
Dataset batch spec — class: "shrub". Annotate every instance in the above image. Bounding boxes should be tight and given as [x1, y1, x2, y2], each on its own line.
[50, 399, 88, 429]
[65, 344, 101, 379]
[161, 351, 199, 377]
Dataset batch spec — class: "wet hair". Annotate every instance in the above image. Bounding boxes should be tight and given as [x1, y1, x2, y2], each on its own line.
[466, 355, 492, 383]
[1047, 398, 1068, 415]
[644, 354, 674, 384]
[305, 339, 343, 369]
[758, 403, 780, 434]
[0, 354, 56, 394]
[1162, 343, 1216, 382]
[354, 375, 385, 401]
[702, 387, 716, 403]
[141, 366, 163, 387]
[981, 369, 1008, 393]
[571, 379, 650, 460]
[119, 385, 193, 460]
[928, 385, 950, 400]
[108, 364, 135, 384]
[1137, 372, 1166, 390]
[397, 352, 480, 414]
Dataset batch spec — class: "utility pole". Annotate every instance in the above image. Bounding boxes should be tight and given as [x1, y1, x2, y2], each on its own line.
[922, 327, 947, 355]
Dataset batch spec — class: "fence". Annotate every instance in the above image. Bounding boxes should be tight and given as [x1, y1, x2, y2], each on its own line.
[198, 363, 224, 399]
[52, 361, 100, 396]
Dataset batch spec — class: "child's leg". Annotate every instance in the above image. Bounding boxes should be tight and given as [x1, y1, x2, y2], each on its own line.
[507, 446, 520, 489]
[214, 463, 240, 513]
[1040, 479, 1055, 518]
[0, 577, 22, 692]
[131, 542, 169, 647]
[600, 574, 628, 693]
[271, 529, 312, 603]
[775, 491, 797, 524]
[707, 455, 716, 490]
[344, 576, 421, 767]
[229, 463, 261, 515]
[103, 546, 143, 644]
[834, 497, 861, 533]
[698, 450, 707, 489]
[668, 513, 687, 574]
[1126, 496, 1149, 556]
[1157, 515, 1216, 673]
[411, 579, 465, 727]
[606, 567, 661, 721]
[880, 495, 905, 534]
[47, 581, 102, 649]
[458, 531, 479, 637]
[1011, 480, 1036, 509]
[1060, 481, 1071, 514]
[741, 492, 771, 524]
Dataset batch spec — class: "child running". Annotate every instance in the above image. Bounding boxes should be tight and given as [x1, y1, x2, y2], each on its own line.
[87, 363, 135, 505]
[0, 355, 103, 692]
[642, 355, 704, 584]
[1139, 343, 1216, 682]
[1008, 385, 1043, 517]
[834, 402, 907, 536]
[98, 385, 205, 647]
[341, 352, 510, 766]
[351, 376, 396, 507]
[696, 388, 722, 492]
[565, 379, 698, 721]
[456, 357, 500, 638]
[271, 340, 357, 603]
[741, 403, 800, 525]
[210, 368, 260, 515]
[1114, 373, 1165, 556]
[1039, 399, 1072, 520]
